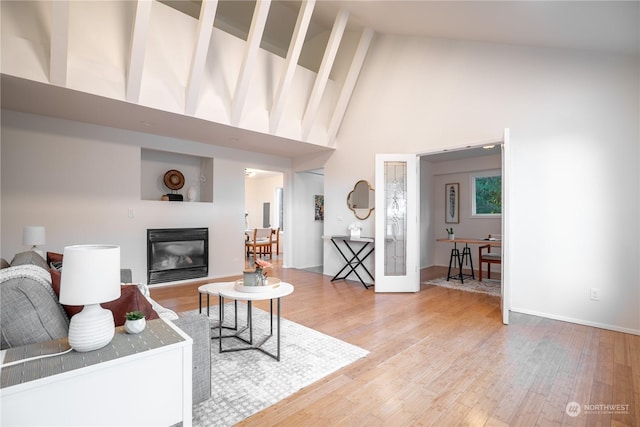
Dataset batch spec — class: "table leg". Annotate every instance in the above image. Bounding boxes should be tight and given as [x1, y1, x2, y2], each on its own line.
[248, 301, 253, 344]
[330, 239, 374, 288]
[276, 297, 281, 361]
[218, 294, 223, 354]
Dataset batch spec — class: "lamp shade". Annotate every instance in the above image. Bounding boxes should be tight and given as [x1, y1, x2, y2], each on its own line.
[23, 226, 46, 246]
[59, 245, 121, 306]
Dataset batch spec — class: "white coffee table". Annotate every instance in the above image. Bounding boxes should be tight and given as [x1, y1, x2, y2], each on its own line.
[218, 282, 294, 361]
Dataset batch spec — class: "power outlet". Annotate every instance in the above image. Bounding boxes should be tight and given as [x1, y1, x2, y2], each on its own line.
[127, 208, 135, 218]
[590, 288, 601, 301]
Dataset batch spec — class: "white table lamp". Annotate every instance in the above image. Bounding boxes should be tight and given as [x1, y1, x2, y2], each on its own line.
[23, 226, 46, 257]
[59, 245, 122, 352]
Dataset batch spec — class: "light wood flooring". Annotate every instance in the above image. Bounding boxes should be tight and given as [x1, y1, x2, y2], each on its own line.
[150, 256, 640, 426]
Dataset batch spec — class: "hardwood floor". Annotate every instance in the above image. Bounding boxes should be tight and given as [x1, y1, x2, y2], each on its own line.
[150, 256, 640, 426]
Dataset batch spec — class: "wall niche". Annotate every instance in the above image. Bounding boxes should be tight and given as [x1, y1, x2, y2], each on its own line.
[140, 148, 213, 203]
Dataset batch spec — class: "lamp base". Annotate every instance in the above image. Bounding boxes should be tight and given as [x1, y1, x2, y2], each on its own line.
[68, 304, 115, 352]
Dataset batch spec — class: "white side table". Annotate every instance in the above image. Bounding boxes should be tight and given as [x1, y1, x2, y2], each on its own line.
[198, 282, 243, 335]
[1, 318, 193, 427]
[218, 282, 294, 361]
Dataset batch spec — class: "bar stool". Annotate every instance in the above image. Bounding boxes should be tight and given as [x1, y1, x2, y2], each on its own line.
[446, 242, 475, 283]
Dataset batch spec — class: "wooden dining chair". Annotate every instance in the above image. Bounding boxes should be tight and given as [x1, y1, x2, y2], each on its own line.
[271, 227, 280, 255]
[245, 228, 272, 259]
[478, 234, 501, 281]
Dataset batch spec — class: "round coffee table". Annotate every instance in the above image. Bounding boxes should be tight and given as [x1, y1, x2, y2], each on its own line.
[217, 282, 294, 361]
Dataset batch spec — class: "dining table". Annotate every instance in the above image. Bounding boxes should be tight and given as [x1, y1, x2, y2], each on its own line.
[436, 237, 501, 282]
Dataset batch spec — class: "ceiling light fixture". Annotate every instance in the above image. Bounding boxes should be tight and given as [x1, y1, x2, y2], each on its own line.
[483, 145, 496, 150]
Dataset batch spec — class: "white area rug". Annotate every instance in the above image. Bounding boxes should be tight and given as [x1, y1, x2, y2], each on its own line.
[182, 305, 369, 427]
[423, 276, 501, 297]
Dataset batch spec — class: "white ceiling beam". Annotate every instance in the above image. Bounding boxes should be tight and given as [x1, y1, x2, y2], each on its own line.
[126, 0, 152, 103]
[230, 0, 271, 126]
[269, 0, 315, 134]
[50, 1, 69, 87]
[301, 8, 349, 141]
[327, 28, 374, 146]
[185, 0, 218, 116]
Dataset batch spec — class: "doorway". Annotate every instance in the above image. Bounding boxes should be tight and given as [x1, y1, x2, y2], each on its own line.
[245, 168, 284, 259]
[418, 140, 507, 323]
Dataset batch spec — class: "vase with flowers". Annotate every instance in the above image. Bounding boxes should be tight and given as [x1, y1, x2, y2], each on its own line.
[255, 259, 272, 286]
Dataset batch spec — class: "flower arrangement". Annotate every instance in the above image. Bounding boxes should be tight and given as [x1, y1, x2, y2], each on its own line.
[255, 259, 272, 271]
[254, 259, 272, 286]
[445, 228, 454, 235]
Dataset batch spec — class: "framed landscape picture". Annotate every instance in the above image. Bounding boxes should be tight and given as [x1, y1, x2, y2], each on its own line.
[445, 183, 459, 224]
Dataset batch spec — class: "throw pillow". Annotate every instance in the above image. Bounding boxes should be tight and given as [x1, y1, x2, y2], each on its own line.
[0, 265, 70, 349]
[50, 269, 160, 326]
[10, 251, 48, 270]
[46, 251, 64, 265]
[1, 258, 10, 269]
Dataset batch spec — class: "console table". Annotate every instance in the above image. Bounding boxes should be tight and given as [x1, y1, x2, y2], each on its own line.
[330, 235, 374, 289]
[1, 319, 193, 427]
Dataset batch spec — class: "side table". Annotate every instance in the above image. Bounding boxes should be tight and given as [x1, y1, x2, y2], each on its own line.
[1, 318, 193, 427]
[198, 282, 244, 337]
[218, 282, 294, 361]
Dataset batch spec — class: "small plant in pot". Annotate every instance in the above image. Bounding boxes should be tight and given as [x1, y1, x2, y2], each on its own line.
[124, 310, 146, 334]
[446, 228, 455, 240]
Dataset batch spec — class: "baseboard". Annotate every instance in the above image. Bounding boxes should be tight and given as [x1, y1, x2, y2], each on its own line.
[510, 307, 640, 336]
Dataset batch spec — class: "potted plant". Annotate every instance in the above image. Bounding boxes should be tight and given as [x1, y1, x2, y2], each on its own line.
[124, 310, 146, 334]
[446, 228, 455, 240]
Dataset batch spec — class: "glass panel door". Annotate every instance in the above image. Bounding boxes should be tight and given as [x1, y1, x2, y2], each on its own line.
[375, 154, 419, 292]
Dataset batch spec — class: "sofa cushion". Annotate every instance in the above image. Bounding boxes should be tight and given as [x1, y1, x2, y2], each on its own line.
[50, 269, 160, 326]
[0, 265, 70, 349]
[10, 251, 49, 270]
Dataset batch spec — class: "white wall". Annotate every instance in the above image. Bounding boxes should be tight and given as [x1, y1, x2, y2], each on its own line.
[325, 35, 640, 334]
[1, 110, 291, 284]
[290, 171, 324, 269]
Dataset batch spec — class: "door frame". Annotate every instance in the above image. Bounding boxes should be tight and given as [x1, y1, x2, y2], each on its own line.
[416, 129, 510, 324]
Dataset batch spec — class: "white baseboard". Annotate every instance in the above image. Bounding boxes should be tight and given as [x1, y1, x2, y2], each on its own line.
[510, 307, 640, 336]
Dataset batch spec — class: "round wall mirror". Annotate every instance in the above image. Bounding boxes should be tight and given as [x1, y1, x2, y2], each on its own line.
[347, 180, 375, 220]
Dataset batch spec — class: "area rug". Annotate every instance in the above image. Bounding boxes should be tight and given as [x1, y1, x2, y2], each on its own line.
[181, 305, 369, 427]
[423, 277, 501, 297]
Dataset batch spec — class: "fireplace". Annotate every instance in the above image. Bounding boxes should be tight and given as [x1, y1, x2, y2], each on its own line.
[147, 228, 208, 284]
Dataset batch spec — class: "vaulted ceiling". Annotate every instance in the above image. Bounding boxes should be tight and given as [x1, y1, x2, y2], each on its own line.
[2, 1, 638, 160]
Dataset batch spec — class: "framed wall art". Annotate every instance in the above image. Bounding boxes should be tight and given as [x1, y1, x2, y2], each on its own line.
[445, 183, 459, 224]
[314, 195, 324, 221]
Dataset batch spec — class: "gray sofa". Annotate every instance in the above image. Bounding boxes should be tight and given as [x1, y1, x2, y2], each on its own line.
[0, 251, 212, 404]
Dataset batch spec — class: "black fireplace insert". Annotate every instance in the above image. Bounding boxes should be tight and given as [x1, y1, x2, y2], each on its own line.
[147, 228, 208, 284]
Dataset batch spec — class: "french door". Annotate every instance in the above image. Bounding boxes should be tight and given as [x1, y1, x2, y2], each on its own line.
[374, 154, 420, 292]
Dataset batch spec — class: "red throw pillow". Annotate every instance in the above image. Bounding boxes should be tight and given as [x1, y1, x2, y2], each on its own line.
[50, 269, 159, 326]
[47, 252, 64, 265]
